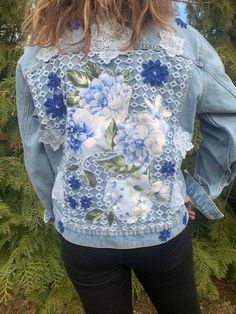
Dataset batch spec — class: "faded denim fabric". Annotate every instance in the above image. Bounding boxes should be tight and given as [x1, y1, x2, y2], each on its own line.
[15, 18, 236, 248]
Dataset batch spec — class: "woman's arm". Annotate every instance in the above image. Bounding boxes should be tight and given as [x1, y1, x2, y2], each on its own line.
[15, 61, 55, 219]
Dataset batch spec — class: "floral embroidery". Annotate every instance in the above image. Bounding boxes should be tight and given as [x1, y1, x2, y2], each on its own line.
[58, 220, 65, 233]
[68, 196, 79, 209]
[36, 47, 59, 62]
[159, 228, 171, 241]
[80, 196, 92, 209]
[160, 161, 176, 177]
[159, 31, 185, 57]
[141, 60, 169, 86]
[104, 178, 153, 224]
[80, 73, 132, 124]
[183, 212, 188, 225]
[90, 21, 132, 64]
[173, 127, 194, 158]
[39, 129, 65, 151]
[68, 176, 81, 190]
[47, 73, 61, 90]
[175, 18, 188, 29]
[44, 94, 67, 118]
[114, 112, 168, 167]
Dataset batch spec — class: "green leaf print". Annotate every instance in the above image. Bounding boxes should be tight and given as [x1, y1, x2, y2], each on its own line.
[67, 91, 81, 107]
[105, 119, 118, 149]
[116, 70, 130, 83]
[108, 211, 115, 226]
[133, 185, 145, 192]
[96, 156, 140, 174]
[82, 170, 97, 188]
[67, 70, 90, 88]
[84, 62, 101, 80]
[86, 209, 106, 223]
[67, 165, 79, 171]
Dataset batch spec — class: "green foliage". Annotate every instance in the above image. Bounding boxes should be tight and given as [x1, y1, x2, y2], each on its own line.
[0, 1, 236, 312]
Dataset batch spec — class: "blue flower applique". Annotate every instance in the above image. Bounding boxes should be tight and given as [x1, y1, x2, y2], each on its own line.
[68, 196, 79, 209]
[159, 228, 171, 241]
[68, 176, 81, 190]
[183, 212, 188, 225]
[80, 196, 92, 209]
[160, 161, 176, 177]
[47, 73, 61, 90]
[58, 220, 65, 233]
[70, 19, 81, 30]
[44, 93, 67, 118]
[141, 60, 169, 86]
[175, 18, 188, 29]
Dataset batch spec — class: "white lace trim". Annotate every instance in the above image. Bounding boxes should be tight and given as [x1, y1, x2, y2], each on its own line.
[39, 129, 65, 151]
[170, 179, 185, 212]
[173, 127, 194, 158]
[90, 21, 132, 64]
[36, 47, 59, 62]
[159, 31, 185, 57]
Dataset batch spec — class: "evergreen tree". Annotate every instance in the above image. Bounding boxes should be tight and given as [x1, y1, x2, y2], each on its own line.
[185, 0, 236, 300]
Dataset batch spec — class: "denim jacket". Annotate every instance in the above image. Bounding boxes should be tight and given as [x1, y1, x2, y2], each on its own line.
[15, 18, 236, 248]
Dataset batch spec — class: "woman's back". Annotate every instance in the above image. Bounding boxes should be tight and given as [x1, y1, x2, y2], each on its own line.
[17, 10, 236, 248]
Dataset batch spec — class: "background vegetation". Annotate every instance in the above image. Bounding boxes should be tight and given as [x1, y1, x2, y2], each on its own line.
[0, 0, 235, 313]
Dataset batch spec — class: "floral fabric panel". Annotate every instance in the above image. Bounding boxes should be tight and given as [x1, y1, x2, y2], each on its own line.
[27, 40, 193, 233]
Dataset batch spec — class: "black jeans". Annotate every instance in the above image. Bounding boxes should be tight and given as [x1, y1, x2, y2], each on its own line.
[60, 224, 201, 314]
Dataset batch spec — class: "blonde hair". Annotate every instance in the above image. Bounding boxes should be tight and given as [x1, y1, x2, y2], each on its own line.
[23, 0, 175, 52]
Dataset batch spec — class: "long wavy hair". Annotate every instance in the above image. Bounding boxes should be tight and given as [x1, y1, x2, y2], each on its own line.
[23, 0, 175, 52]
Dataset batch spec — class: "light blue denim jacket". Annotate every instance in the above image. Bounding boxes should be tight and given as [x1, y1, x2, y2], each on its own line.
[15, 18, 236, 248]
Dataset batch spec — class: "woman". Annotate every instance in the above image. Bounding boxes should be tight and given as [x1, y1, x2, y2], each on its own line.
[16, 0, 236, 313]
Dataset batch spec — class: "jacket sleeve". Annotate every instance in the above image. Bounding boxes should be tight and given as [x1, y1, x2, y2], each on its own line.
[194, 35, 236, 199]
[15, 60, 55, 216]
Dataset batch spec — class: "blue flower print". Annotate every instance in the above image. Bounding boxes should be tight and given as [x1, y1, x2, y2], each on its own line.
[80, 196, 92, 209]
[175, 18, 188, 29]
[141, 60, 169, 86]
[44, 94, 67, 118]
[183, 212, 188, 225]
[68, 176, 81, 190]
[66, 119, 94, 152]
[159, 228, 171, 241]
[114, 112, 167, 167]
[160, 161, 176, 177]
[80, 73, 132, 124]
[47, 73, 61, 90]
[58, 220, 64, 233]
[68, 196, 79, 209]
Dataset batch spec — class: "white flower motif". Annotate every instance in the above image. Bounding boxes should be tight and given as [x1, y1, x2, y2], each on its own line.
[159, 30, 185, 57]
[52, 171, 65, 205]
[173, 126, 194, 158]
[145, 95, 172, 119]
[90, 21, 132, 64]
[104, 178, 153, 224]
[39, 129, 65, 151]
[170, 179, 185, 213]
[36, 47, 59, 62]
